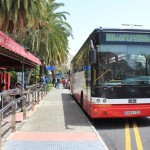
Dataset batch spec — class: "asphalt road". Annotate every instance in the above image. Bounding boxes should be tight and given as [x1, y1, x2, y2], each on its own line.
[92, 117, 150, 150]
[72, 91, 150, 150]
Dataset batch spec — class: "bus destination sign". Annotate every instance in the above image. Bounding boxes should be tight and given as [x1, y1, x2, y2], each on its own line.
[106, 33, 150, 43]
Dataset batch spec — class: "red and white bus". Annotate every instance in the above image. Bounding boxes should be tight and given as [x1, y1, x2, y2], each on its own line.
[70, 28, 150, 118]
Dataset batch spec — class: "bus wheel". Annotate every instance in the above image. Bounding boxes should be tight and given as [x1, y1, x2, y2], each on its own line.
[80, 91, 84, 109]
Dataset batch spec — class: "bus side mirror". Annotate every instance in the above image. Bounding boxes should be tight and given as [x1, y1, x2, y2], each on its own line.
[89, 40, 96, 64]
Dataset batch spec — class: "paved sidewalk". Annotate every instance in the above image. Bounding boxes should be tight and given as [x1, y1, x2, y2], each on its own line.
[2, 87, 108, 150]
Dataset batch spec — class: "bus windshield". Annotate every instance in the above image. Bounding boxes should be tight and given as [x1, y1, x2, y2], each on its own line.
[91, 44, 150, 98]
[94, 45, 150, 85]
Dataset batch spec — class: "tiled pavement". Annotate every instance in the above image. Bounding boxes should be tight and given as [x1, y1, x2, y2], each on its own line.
[2, 87, 109, 150]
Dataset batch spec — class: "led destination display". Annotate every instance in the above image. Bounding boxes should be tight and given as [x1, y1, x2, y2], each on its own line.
[106, 33, 150, 43]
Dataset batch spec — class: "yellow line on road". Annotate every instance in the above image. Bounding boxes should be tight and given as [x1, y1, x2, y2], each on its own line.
[125, 119, 131, 150]
[132, 119, 143, 150]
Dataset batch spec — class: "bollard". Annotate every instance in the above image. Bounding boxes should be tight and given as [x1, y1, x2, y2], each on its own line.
[41, 88, 43, 100]
[46, 85, 48, 94]
[32, 92, 34, 111]
[35, 92, 37, 103]
[44, 86, 46, 96]
[12, 102, 16, 133]
[38, 90, 40, 102]
[41, 88, 42, 100]
[1, 97, 4, 120]
[45, 86, 47, 95]
[22, 96, 26, 120]
[0, 114, 2, 149]
[26, 93, 28, 104]
[28, 92, 30, 103]
[46, 85, 47, 95]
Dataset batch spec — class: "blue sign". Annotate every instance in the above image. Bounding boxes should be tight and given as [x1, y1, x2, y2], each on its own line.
[46, 66, 55, 70]
[82, 66, 91, 71]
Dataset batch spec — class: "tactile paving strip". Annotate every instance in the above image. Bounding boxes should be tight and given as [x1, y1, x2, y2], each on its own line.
[3, 140, 105, 150]
[3, 132, 106, 150]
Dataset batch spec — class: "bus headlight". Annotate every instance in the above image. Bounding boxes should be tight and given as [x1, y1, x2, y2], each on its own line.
[94, 109, 97, 115]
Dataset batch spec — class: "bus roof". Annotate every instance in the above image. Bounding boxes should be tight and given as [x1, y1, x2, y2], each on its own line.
[93, 27, 150, 34]
[71, 27, 150, 62]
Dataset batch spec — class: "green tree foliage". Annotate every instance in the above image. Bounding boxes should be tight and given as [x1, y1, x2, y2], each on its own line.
[0, 0, 72, 84]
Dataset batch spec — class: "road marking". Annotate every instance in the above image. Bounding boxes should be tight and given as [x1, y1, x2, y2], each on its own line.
[132, 119, 143, 150]
[125, 119, 131, 150]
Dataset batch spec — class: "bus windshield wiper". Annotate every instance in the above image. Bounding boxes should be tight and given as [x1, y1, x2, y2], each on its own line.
[104, 80, 150, 90]
[104, 83, 137, 90]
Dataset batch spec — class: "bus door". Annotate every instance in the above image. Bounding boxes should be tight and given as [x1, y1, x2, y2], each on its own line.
[84, 66, 91, 112]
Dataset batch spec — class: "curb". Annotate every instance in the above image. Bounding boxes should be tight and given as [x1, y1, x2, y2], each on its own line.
[74, 96, 109, 150]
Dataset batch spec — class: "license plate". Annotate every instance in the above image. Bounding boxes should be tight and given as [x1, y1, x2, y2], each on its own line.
[124, 111, 140, 115]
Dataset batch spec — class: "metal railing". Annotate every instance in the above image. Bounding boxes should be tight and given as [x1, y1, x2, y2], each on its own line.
[0, 83, 49, 148]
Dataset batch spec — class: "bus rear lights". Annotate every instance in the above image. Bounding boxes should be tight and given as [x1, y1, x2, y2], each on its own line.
[102, 111, 107, 115]
[96, 99, 100, 103]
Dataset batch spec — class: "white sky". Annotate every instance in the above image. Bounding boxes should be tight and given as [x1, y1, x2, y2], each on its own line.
[56, 0, 150, 55]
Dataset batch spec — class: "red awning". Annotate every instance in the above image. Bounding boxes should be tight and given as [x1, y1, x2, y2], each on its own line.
[0, 31, 41, 68]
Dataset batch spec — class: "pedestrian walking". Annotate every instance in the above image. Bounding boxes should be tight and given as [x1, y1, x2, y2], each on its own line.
[45, 76, 48, 84]
[15, 82, 22, 109]
[61, 77, 66, 88]
[41, 75, 46, 85]
[53, 78, 55, 87]
[56, 78, 60, 89]
[54, 75, 58, 88]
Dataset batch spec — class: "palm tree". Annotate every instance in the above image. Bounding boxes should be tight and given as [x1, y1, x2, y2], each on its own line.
[0, 0, 73, 84]
[0, 0, 45, 37]
[31, 0, 72, 75]
[0, 0, 48, 85]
